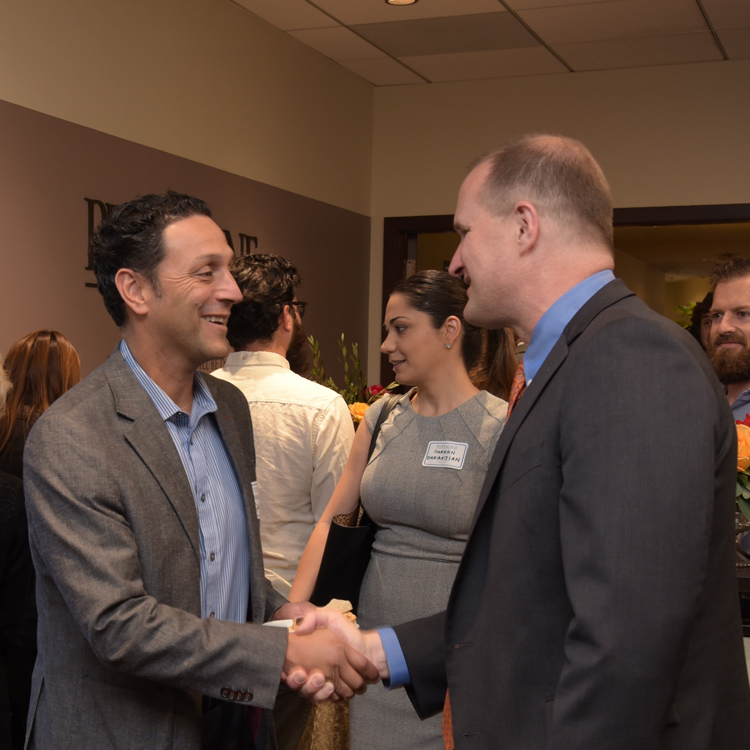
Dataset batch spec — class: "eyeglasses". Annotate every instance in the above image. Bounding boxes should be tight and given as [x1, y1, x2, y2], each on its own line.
[291, 301, 307, 318]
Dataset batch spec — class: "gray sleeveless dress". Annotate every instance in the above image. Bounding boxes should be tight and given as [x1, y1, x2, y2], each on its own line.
[350, 389, 508, 750]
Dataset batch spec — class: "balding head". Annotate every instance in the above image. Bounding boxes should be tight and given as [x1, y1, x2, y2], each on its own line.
[475, 134, 614, 250]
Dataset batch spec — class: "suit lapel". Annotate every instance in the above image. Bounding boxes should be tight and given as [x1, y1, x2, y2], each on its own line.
[469, 279, 636, 528]
[104, 353, 201, 563]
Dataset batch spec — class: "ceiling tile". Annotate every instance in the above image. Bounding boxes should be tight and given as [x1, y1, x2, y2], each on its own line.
[702, 0, 750, 30]
[519, 0, 708, 45]
[313, 0, 504, 25]
[555, 31, 724, 71]
[351, 13, 538, 58]
[339, 57, 425, 86]
[402, 47, 569, 82]
[288, 26, 386, 61]
[231, 0, 333, 31]
[507, 0, 622, 8]
[718, 28, 750, 59]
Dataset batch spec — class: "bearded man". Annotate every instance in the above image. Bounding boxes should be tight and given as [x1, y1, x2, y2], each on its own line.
[708, 258, 750, 422]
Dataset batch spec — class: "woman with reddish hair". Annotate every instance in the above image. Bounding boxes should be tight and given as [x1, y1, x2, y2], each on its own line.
[0, 330, 79, 748]
[0, 330, 81, 478]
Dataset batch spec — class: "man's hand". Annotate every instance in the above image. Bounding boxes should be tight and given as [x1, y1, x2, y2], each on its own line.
[284, 627, 379, 701]
[308, 610, 390, 681]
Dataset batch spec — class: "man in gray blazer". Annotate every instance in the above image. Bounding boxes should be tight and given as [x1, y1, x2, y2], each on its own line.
[23, 192, 375, 750]
[346, 135, 750, 748]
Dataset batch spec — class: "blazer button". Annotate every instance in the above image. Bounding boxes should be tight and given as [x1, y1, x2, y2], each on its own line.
[221, 688, 229, 699]
[243, 691, 253, 702]
[229, 690, 237, 701]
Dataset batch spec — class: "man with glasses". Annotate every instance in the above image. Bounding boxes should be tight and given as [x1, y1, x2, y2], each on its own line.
[213, 253, 355, 749]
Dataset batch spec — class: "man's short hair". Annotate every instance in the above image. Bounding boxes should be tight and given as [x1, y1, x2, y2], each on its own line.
[477, 134, 614, 248]
[227, 254, 302, 350]
[91, 191, 212, 326]
[710, 258, 750, 289]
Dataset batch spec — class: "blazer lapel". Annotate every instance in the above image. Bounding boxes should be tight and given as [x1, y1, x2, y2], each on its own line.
[104, 353, 201, 563]
[469, 279, 636, 528]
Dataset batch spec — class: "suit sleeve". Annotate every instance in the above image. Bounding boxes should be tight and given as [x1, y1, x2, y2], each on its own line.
[393, 611, 448, 718]
[24, 409, 288, 708]
[547, 316, 736, 748]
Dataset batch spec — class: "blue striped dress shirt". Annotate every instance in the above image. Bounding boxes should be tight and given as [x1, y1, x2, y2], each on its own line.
[121, 341, 251, 624]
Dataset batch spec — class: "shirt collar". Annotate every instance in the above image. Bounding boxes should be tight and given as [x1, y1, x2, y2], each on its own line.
[224, 350, 290, 370]
[523, 270, 615, 384]
[120, 340, 217, 421]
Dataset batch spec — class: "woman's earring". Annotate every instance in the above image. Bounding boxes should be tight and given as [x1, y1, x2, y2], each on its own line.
[446, 343, 451, 349]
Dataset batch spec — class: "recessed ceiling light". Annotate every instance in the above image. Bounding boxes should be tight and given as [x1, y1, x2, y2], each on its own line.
[386, 0, 418, 5]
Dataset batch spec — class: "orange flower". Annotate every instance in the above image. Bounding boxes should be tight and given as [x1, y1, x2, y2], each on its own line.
[349, 402, 369, 425]
[737, 422, 750, 472]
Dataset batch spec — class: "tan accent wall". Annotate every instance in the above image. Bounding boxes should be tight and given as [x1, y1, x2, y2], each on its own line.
[0, 0, 374, 215]
[0, 99, 370, 378]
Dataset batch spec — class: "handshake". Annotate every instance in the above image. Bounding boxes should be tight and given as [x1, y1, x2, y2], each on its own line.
[273, 602, 390, 701]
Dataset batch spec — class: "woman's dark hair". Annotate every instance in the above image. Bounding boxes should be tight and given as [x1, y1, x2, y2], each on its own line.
[688, 291, 713, 349]
[390, 270, 515, 400]
[0, 330, 81, 453]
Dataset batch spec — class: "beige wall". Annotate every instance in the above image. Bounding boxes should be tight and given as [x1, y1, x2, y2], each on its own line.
[0, 0, 374, 216]
[0, 1, 747, 383]
[367, 60, 750, 379]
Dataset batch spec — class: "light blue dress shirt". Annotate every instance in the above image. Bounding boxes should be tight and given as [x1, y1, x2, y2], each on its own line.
[121, 341, 251, 624]
[379, 270, 616, 688]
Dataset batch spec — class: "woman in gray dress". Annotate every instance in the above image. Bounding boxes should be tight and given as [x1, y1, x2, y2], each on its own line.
[291, 270, 514, 749]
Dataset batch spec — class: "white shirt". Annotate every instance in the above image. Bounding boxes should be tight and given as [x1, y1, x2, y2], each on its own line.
[212, 351, 354, 594]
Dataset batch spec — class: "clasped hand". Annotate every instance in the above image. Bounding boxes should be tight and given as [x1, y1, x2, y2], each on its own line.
[274, 602, 388, 702]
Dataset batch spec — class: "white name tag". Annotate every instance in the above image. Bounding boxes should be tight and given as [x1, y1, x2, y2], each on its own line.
[422, 441, 468, 470]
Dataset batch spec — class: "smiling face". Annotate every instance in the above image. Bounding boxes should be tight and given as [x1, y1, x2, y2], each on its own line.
[143, 214, 242, 373]
[449, 162, 519, 330]
[708, 275, 750, 385]
[380, 292, 451, 387]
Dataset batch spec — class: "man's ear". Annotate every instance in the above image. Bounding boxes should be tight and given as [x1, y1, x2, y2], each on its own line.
[115, 268, 150, 317]
[279, 305, 294, 333]
[513, 201, 540, 254]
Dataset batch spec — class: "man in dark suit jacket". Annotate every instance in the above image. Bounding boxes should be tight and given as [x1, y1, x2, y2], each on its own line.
[23, 192, 374, 750]
[345, 135, 750, 748]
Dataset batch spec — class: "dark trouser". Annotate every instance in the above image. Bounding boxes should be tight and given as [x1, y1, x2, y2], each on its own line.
[272, 684, 311, 750]
[202, 699, 267, 750]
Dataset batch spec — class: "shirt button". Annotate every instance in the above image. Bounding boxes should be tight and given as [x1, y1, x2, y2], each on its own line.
[209, 611, 215, 618]
[210, 552, 216, 561]
[201, 493, 206, 503]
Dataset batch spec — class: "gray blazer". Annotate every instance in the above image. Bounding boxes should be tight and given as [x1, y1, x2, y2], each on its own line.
[23, 350, 288, 750]
[396, 280, 750, 748]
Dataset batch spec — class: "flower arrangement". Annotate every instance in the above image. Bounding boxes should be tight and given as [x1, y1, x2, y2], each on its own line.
[307, 334, 397, 425]
[735, 418, 750, 522]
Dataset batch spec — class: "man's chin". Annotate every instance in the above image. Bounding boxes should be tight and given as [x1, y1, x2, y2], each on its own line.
[710, 347, 750, 384]
[464, 300, 505, 331]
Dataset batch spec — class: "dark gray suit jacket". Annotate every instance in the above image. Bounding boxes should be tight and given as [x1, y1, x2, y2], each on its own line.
[396, 280, 750, 748]
[23, 351, 288, 750]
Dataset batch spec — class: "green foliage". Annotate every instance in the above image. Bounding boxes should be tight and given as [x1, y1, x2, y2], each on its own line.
[737, 472, 750, 522]
[674, 302, 696, 330]
[307, 334, 396, 405]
